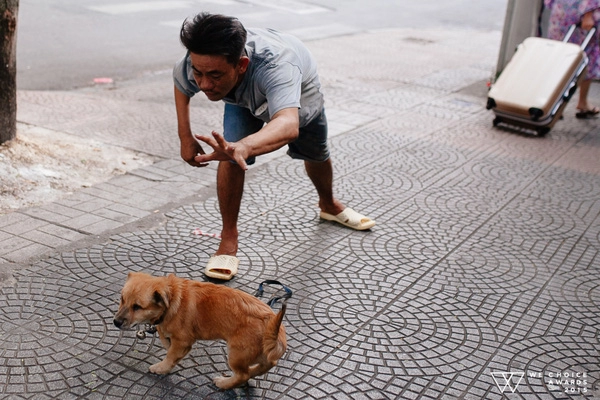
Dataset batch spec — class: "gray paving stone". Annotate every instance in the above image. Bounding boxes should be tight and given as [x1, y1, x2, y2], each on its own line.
[38, 202, 91, 219]
[2, 27, 600, 399]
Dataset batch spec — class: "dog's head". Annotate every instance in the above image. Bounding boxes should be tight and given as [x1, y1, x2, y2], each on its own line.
[113, 272, 170, 330]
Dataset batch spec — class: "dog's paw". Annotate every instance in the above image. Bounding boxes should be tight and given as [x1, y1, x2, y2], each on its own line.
[149, 362, 173, 375]
[213, 375, 229, 389]
[213, 375, 237, 390]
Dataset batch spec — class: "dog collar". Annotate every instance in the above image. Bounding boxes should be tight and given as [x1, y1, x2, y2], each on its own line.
[152, 312, 166, 326]
[136, 308, 167, 340]
[136, 324, 157, 340]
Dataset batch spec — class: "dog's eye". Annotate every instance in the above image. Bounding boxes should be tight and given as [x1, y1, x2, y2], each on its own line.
[132, 304, 142, 311]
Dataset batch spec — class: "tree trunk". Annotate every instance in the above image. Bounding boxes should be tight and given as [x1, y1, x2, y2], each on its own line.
[0, 0, 18, 144]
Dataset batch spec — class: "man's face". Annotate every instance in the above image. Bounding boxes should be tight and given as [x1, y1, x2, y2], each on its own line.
[189, 53, 248, 101]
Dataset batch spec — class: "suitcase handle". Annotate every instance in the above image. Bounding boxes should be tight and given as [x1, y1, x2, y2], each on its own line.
[580, 26, 596, 50]
[563, 23, 597, 50]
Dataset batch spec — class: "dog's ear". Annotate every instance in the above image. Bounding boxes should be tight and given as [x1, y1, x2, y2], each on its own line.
[153, 289, 169, 309]
[127, 271, 142, 280]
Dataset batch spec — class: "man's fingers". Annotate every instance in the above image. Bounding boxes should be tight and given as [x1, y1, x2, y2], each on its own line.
[193, 131, 248, 169]
[212, 131, 242, 158]
[212, 131, 228, 148]
[195, 132, 227, 150]
[195, 152, 219, 163]
[192, 156, 210, 166]
[234, 156, 248, 170]
[195, 134, 218, 148]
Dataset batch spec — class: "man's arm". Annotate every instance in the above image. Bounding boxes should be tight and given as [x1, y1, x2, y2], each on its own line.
[235, 107, 299, 158]
[174, 86, 207, 167]
[194, 107, 300, 170]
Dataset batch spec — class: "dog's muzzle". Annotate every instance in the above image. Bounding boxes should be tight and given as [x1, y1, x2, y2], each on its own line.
[113, 318, 125, 329]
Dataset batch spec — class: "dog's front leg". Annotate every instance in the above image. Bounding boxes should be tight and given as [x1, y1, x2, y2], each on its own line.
[157, 329, 171, 350]
[149, 339, 192, 374]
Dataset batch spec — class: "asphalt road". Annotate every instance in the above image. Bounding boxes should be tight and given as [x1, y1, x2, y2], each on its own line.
[16, 0, 508, 91]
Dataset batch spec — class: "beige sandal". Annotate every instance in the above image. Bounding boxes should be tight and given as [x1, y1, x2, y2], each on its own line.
[320, 207, 375, 230]
[204, 255, 239, 280]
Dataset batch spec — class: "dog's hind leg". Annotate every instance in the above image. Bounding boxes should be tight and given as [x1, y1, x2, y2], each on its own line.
[213, 349, 253, 389]
[213, 369, 250, 390]
[248, 359, 275, 379]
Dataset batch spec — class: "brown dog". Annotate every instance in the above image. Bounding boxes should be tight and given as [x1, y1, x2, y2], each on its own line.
[113, 272, 287, 389]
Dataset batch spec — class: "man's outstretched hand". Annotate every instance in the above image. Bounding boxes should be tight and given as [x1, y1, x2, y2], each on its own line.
[194, 131, 249, 170]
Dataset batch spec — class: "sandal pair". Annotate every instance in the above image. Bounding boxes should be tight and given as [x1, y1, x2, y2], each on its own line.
[203, 208, 374, 280]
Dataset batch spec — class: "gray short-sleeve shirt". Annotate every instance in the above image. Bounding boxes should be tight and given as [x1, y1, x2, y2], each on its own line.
[173, 28, 325, 127]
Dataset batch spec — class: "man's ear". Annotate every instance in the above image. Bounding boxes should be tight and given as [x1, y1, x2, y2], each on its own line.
[237, 56, 250, 73]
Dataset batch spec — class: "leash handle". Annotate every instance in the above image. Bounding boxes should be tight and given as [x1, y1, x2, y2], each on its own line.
[254, 280, 292, 307]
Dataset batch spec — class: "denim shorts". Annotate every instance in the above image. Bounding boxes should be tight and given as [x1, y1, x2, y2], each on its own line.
[223, 103, 330, 165]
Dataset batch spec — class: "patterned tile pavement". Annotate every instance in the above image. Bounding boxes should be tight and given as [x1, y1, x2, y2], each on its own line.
[1, 27, 599, 399]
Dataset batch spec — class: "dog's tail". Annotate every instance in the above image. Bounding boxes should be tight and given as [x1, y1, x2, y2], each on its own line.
[263, 303, 287, 364]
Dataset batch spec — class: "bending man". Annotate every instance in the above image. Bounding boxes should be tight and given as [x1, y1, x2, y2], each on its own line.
[173, 13, 375, 280]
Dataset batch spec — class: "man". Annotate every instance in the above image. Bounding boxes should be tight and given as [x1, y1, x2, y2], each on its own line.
[173, 13, 375, 280]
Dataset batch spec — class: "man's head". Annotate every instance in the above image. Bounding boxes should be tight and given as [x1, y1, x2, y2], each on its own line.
[180, 13, 249, 101]
[180, 13, 247, 64]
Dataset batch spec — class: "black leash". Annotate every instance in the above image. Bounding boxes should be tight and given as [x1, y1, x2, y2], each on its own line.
[254, 280, 293, 307]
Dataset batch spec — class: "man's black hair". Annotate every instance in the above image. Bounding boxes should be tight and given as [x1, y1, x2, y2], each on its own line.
[180, 12, 247, 65]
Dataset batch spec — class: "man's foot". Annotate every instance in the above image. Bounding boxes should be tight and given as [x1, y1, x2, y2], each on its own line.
[318, 198, 345, 217]
[215, 230, 238, 256]
[320, 207, 375, 230]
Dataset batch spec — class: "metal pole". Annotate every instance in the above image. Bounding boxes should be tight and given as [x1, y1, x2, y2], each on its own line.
[494, 0, 543, 79]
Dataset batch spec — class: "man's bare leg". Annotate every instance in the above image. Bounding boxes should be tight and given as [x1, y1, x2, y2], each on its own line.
[216, 160, 245, 256]
[304, 159, 345, 215]
[305, 158, 375, 230]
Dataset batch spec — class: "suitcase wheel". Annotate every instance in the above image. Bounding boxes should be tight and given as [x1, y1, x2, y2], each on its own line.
[528, 108, 544, 121]
[493, 117, 502, 127]
[537, 127, 550, 136]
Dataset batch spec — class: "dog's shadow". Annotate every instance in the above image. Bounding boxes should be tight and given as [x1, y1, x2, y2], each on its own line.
[146, 367, 260, 399]
[130, 336, 264, 398]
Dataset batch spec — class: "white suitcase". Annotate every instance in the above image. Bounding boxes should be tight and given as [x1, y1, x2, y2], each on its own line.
[487, 25, 595, 135]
